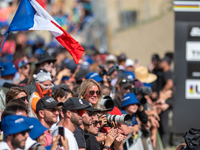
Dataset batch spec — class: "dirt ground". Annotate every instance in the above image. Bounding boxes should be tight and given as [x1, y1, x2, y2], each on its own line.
[111, 10, 174, 66]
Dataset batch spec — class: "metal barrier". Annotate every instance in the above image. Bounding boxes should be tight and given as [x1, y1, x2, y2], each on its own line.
[123, 131, 163, 150]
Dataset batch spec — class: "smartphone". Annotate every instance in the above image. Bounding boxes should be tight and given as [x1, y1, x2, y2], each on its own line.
[58, 126, 65, 146]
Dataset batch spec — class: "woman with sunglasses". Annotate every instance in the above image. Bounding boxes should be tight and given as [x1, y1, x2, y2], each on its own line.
[79, 79, 102, 109]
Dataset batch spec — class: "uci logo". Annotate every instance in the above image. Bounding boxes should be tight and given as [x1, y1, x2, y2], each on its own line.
[189, 84, 200, 94]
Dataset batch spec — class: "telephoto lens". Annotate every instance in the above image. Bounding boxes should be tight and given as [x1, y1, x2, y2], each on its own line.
[99, 96, 114, 111]
[107, 114, 132, 125]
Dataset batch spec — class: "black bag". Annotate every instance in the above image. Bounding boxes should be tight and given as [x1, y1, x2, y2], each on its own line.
[183, 128, 200, 150]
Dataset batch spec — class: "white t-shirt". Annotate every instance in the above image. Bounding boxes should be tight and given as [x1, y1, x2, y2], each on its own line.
[0, 141, 11, 150]
[51, 126, 78, 150]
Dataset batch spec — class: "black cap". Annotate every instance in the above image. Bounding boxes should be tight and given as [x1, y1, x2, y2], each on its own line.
[81, 99, 100, 112]
[62, 97, 90, 113]
[36, 95, 63, 114]
[151, 54, 160, 61]
[65, 60, 77, 73]
[162, 56, 171, 65]
[117, 53, 127, 61]
[75, 69, 90, 84]
[119, 77, 132, 88]
[36, 52, 57, 65]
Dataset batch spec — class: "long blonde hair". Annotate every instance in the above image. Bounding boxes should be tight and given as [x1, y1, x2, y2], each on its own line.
[78, 79, 102, 109]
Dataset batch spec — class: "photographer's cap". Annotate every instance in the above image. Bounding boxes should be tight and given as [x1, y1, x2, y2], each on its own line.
[119, 77, 132, 88]
[86, 72, 103, 82]
[82, 99, 100, 112]
[36, 95, 63, 114]
[122, 93, 140, 108]
[1, 115, 32, 139]
[62, 97, 90, 113]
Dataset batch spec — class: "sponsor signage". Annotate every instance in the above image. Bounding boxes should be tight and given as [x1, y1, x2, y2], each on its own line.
[185, 79, 200, 99]
[174, 1, 200, 12]
[186, 42, 200, 61]
[187, 62, 200, 78]
[188, 25, 200, 40]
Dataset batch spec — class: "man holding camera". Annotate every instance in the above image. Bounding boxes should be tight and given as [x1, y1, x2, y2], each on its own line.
[113, 77, 132, 109]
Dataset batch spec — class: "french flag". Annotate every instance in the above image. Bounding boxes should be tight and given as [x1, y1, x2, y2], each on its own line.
[7, 0, 84, 64]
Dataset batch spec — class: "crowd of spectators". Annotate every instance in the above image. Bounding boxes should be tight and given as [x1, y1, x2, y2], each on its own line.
[0, 0, 176, 150]
[0, 43, 174, 150]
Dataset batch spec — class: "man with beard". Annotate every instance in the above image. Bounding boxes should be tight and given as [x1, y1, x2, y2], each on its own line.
[36, 95, 63, 147]
[74, 99, 99, 150]
[52, 97, 91, 150]
[0, 115, 31, 150]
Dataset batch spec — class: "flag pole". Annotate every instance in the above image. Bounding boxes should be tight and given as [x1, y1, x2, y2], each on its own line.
[0, 32, 9, 54]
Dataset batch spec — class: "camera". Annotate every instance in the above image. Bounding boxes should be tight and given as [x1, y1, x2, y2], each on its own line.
[106, 113, 132, 125]
[130, 87, 152, 96]
[130, 87, 152, 105]
[137, 96, 147, 105]
[99, 96, 114, 111]
[99, 63, 118, 77]
[107, 63, 118, 76]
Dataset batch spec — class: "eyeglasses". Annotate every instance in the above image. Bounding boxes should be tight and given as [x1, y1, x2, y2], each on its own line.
[39, 83, 54, 90]
[88, 90, 101, 96]
[20, 130, 29, 136]
[46, 108, 61, 113]
[93, 120, 102, 126]
[72, 110, 85, 116]
[16, 96, 28, 102]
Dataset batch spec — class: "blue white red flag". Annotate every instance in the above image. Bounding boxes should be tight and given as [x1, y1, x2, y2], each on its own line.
[7, 0, 84, 64]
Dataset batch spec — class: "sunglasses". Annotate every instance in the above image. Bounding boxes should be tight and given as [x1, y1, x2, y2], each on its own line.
[39, 83, 54, 90]
[46, 108, 61, 113]
[16, 96, 28, 102]
[47, 61, 54, 65]
[93, 120, 102, 126]
[20, 130, 29, 136]
[86, 111, 97, 117]
[72, 110, 86, 116]
[88, 90, 101, 96]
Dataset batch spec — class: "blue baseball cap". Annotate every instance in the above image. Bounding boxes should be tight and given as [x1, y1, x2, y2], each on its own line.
[18, 60, 30, 69]
[62, 76, 69, 81]
[121, 71, 135, 81]
[122, 93, 140, 108]
[86, 72, 103, 82]
[34, 48, 45, 56]
[1, 62, 17, 77]
[25, 117, 47, 140]
[1, 115, 32, 139]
